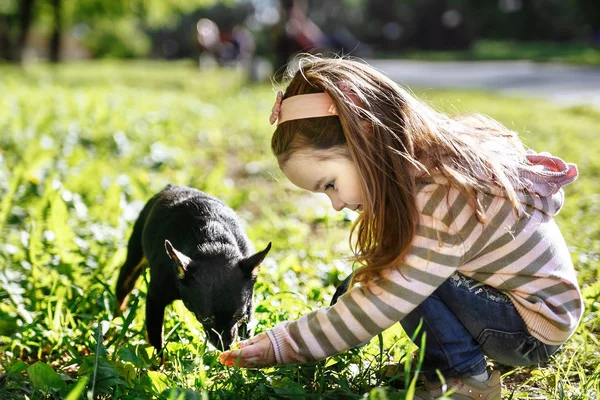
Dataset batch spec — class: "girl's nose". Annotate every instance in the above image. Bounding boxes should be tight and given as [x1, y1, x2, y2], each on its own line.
[329, 195, 345, 212]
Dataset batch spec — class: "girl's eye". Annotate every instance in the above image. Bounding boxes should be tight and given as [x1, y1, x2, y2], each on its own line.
[324, 181, 335, 191]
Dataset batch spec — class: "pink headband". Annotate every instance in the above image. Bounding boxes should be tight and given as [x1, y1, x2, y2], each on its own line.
[269, 83, 359, 126]
[269, 92, 337, 125]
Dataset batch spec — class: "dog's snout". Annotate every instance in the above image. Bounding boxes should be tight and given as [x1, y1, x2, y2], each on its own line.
[206, 326, 237, 350]
[238, 322, 252, 340]
[219, 337, 232, 350]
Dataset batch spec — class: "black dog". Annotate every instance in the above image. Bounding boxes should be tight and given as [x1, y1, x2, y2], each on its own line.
[115, 184, 271, 354]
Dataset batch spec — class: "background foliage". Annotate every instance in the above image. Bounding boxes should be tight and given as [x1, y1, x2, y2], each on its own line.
[1, 0, 600, 63]
[0, 61, 598, 399]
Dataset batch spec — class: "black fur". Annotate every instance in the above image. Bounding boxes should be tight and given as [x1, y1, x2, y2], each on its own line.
[115, 184, 271, 354]
[330, 271, 370, 349]
[330, 272, 353, 306]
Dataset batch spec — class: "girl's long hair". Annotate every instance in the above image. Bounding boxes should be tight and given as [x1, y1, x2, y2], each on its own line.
[271, 55, 528, 285]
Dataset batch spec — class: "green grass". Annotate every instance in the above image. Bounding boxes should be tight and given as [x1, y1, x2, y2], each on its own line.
[379, 39, 600, 66]
[0, 61, 598, 399]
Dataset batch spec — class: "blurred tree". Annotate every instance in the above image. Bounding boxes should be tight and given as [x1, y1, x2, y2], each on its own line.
[0, 0, 228, 63]
[362, 0, 402, 49]
[410, 0, 474, 50]
[49, 0, 61, 62]
[464, 0, 583, 41]
[2, 0, 596, 62]
[363, 0, 474, 51]
[579, 0, 600, 45]
[0, 0, 36, 62]
[358, 0, 594, 50]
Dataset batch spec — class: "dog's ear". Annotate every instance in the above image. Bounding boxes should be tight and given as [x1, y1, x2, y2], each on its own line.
[239, 242, 271, 280]
[165, 240, 192, 279]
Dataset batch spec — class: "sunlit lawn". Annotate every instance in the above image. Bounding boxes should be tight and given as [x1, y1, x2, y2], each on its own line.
[0, 61, 598, 399]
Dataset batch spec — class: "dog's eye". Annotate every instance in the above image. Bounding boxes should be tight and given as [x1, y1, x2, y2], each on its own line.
[198, 315, 214, 325]
[232, 312, 248, 323]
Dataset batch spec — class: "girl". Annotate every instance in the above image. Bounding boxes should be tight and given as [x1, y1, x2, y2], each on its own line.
[219, 56, 582, 399]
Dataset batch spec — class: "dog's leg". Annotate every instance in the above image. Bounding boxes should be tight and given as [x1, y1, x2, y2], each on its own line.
[115, 224, 146, 314]
[114, 197, 157, 315]
[145, 290, 168, 362]
[115, 257, 146, 315]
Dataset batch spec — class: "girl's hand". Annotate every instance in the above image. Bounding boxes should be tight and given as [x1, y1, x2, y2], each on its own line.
[218, 332, 276, 368]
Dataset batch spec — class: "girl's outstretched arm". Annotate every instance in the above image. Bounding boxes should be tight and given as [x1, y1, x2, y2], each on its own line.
[220, 179, 469, 367]
[219, 332, 276, 368]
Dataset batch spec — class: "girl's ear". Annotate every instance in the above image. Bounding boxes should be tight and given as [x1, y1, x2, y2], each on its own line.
[239, 242, 272, 280]
[164, 240, 192, 279]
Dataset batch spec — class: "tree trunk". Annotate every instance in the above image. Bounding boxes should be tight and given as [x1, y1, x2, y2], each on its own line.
[16, 0, 36, 63]
[0, 15, 14, 60]
[49, 0, 62, 63]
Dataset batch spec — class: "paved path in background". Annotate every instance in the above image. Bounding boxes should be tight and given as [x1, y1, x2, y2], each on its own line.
[366, 59, 600, 108]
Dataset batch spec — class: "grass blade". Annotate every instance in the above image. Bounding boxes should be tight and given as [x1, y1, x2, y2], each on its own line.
[88, 322, 103, 400]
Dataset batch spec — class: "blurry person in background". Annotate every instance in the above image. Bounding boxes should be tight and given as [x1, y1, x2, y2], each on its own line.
[272, 0, 329, 78]
[196, 18, 220, 64]
[196, 18, 256, 69]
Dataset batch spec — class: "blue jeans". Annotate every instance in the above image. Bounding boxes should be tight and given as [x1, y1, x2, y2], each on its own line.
[400, 273, 560, 380]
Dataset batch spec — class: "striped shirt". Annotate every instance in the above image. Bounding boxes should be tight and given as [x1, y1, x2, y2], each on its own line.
[266, 164, 583, 365]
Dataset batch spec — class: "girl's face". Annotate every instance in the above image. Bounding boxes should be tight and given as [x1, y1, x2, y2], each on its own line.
[281, 149, 363, 212]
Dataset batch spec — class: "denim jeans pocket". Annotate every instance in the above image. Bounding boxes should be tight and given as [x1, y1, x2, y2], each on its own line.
[476, 328, 551, 367]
